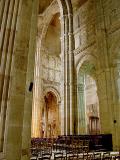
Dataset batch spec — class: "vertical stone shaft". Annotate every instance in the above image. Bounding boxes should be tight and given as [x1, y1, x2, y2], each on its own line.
[77, 73, 86, 134]
[96, 68, 120, 150]
[60, 15, 66, 135]
[67, 0, 75, 134]
[21, 0, 38, 159]
[94, 0, 120, 150]
[3, 0, 33, 159]
[60, 0, 75, 135]
[0, 0, 20, 152]
[44, 100, 48, 138]
[0, 0, 15, 111]
[32, 44, 39, 137]
[0, 0, 10, 62]
[64, 14, 70, 135]
[0, 0, 6, 30]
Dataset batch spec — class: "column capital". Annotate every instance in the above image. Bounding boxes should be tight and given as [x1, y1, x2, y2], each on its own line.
[77, 83, 84, 92]
[60, 33, 69, 41]
[68, 13, 73, 17]
[60, 14, 68, 21]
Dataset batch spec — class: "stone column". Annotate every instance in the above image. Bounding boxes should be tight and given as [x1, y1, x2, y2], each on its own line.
[96, 67, 120, 150]
[0, 0, 5, 30]
[21, 0, 39, 159]
[60, 14, 69, 135]
[0, 0, 21, 152]
[31, 42, 42, 138]
[58, 101, 61, 135]
[77, 73, 87, 134]
[112, 65, 120, 150]
[96, 70, 112, 133]
[68, 12, 75, 135]
[60, 0, 75, 135]
[3, 1, 34, 159]
[44, 97, 48, 138]
[64, 14, 70, 135]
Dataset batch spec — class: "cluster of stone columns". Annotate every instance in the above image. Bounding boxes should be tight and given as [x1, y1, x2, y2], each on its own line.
[0, 0, 39, 160]
[60, 0, 76, 136]
[0, 0, 21, 152]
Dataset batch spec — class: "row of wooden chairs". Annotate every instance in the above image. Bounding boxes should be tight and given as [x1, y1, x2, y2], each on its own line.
[31, 139, 55, 149]
[31, 150, 120, 160]
[53, 139, 89, 153]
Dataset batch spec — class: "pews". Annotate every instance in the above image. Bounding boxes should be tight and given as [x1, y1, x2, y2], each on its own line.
[31, 134, 113, 159]
[57, 134, 113, 152]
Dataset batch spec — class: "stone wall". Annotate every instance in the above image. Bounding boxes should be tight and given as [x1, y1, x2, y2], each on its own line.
[73, 0, 96, 50]
[42, 53, 61, 91]
[74, 0, 120, 149]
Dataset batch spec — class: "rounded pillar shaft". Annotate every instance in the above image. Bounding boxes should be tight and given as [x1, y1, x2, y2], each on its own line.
[97, 67, 120, 150]
[3, 1, 34, 159]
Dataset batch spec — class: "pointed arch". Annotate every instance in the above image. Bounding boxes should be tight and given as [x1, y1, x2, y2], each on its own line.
[43, 86, 61, 104]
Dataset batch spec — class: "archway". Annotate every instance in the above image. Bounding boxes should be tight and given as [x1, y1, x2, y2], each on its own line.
[85, 75, 100, 134]
[77, 60, 100, 135]
[42, 91, 60, 138]
[32, 3, 62, 138]
[32, 0, 75, 138]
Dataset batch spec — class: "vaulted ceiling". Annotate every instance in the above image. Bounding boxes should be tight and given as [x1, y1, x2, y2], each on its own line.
[39, 0, 87, 14]
[39, 0, 53, 13]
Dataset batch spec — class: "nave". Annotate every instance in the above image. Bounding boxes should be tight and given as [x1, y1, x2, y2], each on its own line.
[0, 0, 120, 160]
[30, 136, 120, 160]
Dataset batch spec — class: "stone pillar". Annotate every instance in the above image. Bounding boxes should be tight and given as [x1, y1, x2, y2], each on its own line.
[58, 101, 61, 135]
[60, 14, 69, 135]
[0, 0, 5, 30]
[3, 1, 34, 159]
[96, 67, 120, 150]
[31, 42, 42, 138]
[44, 97, 48, 138]
[0, 0, 21, 152]
[21, 0, 39, 159]
[64, 14, 70, 135]
[60, 0, 75, 135]
[112, 65, 120, 150]
[77, 73, 87, 134]
[68, 13, 75, 135]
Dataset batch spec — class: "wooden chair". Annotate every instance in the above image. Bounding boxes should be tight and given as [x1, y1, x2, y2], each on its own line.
[67, 154, 79, 160]
[38, 153, 51, 160]
[54, 151, 65, 160]
[93, 152, 101, 160]
[102, 152, 112, 160]
[77, 140, 84, 154]
[82, 152, 94, 160]
[54, 157, 66, 160]
[54, 151, 66, 160]
[31, 148, 38, 157]
[30, 157, 37, 160]
[66, 150, 78, 160]
[112, 150, 120, 160]
[83, 140, 89, 153]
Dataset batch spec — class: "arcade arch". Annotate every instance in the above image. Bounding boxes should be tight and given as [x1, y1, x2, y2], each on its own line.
[76, 57, 100, 135]
[42, 91, 60, 138]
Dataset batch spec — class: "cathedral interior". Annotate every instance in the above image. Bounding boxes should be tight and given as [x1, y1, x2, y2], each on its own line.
[0, 0, 120, 160]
